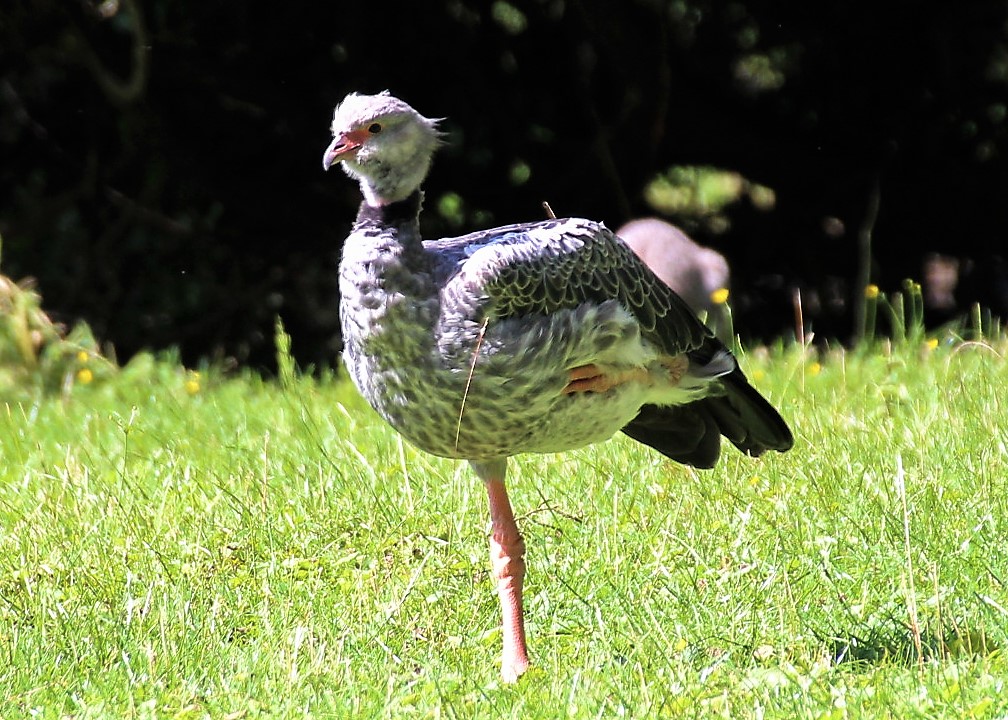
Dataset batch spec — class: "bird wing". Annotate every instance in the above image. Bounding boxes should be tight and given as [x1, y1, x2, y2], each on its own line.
[432, 217, 794, 468]
[434, 217, 712, 356]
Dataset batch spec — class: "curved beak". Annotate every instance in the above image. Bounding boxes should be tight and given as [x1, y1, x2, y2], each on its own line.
[322, 129, 368, 171]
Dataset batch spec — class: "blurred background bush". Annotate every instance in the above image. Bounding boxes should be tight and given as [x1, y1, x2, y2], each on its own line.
[1, 0, 1006, 369]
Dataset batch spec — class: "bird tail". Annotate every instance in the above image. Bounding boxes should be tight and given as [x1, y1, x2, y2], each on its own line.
[705, 368, 794, 458]
[620, 357, 793, 469]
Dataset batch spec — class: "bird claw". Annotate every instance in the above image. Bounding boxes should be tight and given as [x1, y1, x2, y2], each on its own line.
[500, 656, 530, 683]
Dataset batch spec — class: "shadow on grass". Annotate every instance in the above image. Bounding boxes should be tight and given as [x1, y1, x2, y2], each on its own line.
[819, 618, 999, 667]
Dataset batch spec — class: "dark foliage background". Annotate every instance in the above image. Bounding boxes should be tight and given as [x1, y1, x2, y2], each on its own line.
[2, 0, 1006, 368]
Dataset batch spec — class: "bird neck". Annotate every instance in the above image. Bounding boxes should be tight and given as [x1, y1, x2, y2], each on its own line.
[355, 190, 424, 231]
[353, 191, 431, 273]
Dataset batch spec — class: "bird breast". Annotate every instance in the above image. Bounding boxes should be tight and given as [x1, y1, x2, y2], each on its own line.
[342, 261, 675, 462]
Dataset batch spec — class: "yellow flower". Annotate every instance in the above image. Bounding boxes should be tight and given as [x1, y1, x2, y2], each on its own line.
[184, 371, 201, 395]
[808, 362, 822, 376]
[76, 350, 90, 364]
[864, 284, 880, 299]
[673, 637, 688, 653]
[710, 287, 730, 305]
[924, 337, 939, 351]
[76, 367, 94, 384]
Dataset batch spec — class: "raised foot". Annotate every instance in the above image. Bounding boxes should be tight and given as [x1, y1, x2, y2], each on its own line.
[660, 354, 689, 384]
[562, 363, 608, 394]
[562, 358, 688, 395]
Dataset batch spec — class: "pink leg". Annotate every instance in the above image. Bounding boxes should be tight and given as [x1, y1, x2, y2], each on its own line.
[485, 475, 530, 682]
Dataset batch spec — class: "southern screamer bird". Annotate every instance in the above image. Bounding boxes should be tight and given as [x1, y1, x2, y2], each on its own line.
[322, 91, 793, 682]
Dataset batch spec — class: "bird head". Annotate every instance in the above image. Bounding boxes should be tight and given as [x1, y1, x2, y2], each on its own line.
[323, 91, 442, 207]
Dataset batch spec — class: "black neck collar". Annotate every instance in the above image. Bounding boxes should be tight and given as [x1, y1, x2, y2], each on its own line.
[355, 191, 423, 227]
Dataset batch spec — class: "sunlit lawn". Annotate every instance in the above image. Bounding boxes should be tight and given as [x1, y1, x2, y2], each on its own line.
[1, 336, 1007, 718]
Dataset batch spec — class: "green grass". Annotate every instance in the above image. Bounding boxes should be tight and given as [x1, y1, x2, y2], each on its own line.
[2, 337, 1008, 718]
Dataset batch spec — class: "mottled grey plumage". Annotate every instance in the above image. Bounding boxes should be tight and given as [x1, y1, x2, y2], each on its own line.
[324, 91, 793, 681]
[327, 92, 792, 469]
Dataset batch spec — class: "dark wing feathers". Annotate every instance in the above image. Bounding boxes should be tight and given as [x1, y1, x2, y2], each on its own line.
[623, 330, 794, 465]
[622, 369, 794, 468]
[433, 217, 794, 467]
[441, 218, 711, 357]
[620, 403, 722, 468]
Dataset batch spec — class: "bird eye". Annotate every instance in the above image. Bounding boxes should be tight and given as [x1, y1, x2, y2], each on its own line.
[367, 122, 383, 134]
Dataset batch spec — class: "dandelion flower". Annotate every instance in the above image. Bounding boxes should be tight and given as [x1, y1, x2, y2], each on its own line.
[184, 375, 201, 395]
[710, 287, 730, 305]
[864, 284, 880, 299]
[808, 362, 822, 376]
[76, 367, 94, 384]
[76, 350, 90, 364]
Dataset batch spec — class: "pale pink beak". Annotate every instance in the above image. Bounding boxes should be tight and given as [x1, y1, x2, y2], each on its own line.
[322, 128, 369, 171]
